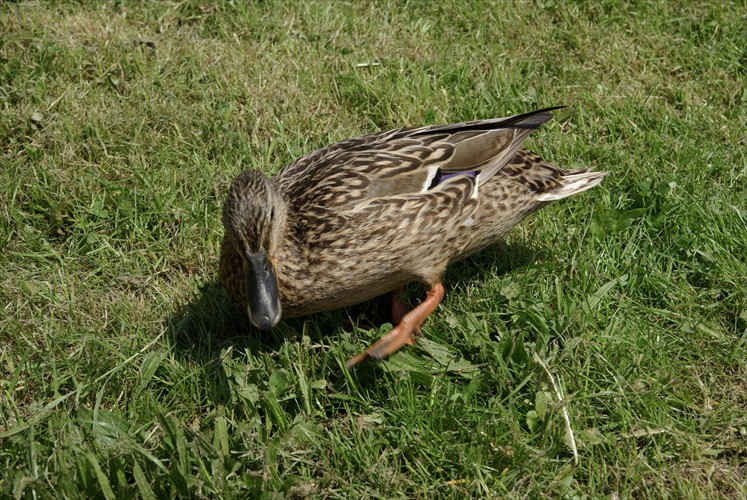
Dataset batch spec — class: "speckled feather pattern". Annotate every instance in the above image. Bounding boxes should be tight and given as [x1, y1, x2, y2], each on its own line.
[220, 108, 606, 318]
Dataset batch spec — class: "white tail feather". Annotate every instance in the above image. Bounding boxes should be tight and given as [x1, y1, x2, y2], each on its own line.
[536, 171, 608, 202]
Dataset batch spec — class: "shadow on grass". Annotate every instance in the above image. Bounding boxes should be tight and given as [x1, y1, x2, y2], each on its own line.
[167, 282, 389, 359]
[166, 239, 541, 367]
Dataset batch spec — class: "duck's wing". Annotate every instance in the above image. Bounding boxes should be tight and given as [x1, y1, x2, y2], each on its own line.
[274, 107, 564, 213]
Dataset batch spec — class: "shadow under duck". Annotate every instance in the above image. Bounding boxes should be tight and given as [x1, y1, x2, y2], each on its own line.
[220, 107, 607, 369]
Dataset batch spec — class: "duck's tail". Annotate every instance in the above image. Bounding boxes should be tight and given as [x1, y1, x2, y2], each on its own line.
[535, 168, 608, 202]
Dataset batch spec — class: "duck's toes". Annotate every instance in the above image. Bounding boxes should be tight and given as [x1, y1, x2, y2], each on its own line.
[345, 322, 418, 369]
[345, 283, 444, 369]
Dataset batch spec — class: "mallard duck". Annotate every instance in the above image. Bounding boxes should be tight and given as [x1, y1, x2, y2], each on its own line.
[220, 107, 606, 369]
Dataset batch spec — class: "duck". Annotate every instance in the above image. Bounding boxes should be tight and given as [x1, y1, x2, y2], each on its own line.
[220, 107, 607, 369]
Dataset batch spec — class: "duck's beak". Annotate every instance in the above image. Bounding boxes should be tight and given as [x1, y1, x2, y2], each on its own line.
[244, 248, 282, 333]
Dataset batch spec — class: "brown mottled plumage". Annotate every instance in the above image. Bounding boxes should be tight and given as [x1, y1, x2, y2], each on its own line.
[220, 107, 607, 368]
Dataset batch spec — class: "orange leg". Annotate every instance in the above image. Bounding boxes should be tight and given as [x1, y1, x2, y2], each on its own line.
[391, 287, 421, 336]
[390, 287, 407, 322]
[346, 283, 444, 369]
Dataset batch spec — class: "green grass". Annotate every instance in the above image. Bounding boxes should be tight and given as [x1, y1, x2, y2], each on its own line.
[1, 0, 746, 497]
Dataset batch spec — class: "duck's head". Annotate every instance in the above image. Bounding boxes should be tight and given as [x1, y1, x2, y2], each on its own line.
[222, 170, 287, 332]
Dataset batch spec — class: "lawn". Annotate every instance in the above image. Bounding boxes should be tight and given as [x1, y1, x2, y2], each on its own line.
[1, 1, 746, 497]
